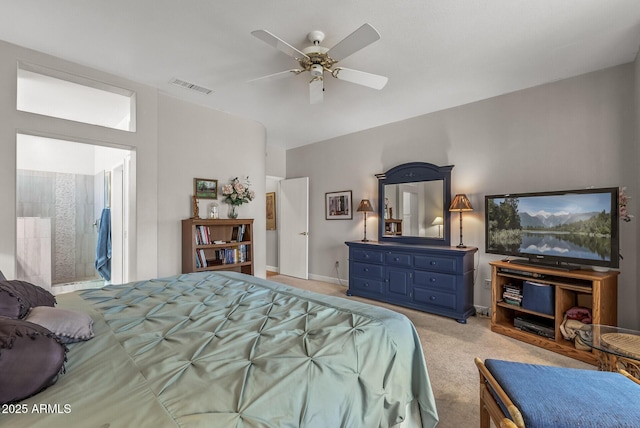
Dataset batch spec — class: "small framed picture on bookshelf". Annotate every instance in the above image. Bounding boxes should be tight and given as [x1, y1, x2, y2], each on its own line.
[325, 190, 352, 220]
[194, 178, 218, 199]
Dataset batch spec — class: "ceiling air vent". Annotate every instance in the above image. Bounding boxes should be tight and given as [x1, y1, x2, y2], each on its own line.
[169, 78, 212, 95]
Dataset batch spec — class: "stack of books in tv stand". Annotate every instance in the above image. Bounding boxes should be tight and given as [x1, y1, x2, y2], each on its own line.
[502, 283, 523, 306]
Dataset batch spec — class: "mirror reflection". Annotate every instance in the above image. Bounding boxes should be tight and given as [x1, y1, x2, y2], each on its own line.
[383, 181, 444, 239]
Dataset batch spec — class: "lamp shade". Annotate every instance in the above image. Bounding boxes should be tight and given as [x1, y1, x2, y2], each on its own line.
[431, 216, 443, 226]
[449, 194, 473, 212]
[357, 199, 374, 212]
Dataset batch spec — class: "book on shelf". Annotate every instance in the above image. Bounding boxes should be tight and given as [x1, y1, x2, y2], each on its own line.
[502, 282, 523, 306]
[230, 224, 247, 242]
[214, 246, 248, 265]
[195, 225, 212, 245]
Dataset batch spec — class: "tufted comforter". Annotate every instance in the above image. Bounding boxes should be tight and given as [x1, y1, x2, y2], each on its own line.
[1, 272, 438, 427]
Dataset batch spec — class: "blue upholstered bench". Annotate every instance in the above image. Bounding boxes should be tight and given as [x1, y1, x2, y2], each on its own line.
[475, 358, 640, 428]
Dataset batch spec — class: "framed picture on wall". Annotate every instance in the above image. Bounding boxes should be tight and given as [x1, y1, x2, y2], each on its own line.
[194, 178, 218, 199]
[266, 192, 276, 230]
[325, 190, 352, 220]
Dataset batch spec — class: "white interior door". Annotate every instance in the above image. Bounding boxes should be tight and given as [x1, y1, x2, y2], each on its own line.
[279, 177, 309, 279]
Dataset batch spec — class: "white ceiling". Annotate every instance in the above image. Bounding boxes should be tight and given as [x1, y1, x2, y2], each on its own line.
[1, 1, 639, 149]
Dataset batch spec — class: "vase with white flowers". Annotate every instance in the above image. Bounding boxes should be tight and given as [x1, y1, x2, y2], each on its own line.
[221, 177, 255, 218]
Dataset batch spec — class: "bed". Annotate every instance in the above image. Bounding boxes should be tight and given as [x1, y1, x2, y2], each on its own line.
[1, 271, 438, 427]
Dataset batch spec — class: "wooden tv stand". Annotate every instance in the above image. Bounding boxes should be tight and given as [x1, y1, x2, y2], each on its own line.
[489, 261, 618, 365]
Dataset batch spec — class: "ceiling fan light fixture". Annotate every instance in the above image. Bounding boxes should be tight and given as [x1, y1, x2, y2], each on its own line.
[310, 64, 323, 77]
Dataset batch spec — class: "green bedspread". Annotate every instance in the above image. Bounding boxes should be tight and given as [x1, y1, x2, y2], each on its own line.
[1, 272, 438, 427]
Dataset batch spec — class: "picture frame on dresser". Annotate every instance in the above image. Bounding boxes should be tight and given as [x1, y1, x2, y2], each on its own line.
[325, 190, 352, 220]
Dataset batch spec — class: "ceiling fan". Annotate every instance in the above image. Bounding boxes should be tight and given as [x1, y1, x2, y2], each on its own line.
[250, 23, 388, 104]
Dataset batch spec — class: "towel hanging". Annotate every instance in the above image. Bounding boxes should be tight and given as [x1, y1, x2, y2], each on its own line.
[95, 208, 111, 281]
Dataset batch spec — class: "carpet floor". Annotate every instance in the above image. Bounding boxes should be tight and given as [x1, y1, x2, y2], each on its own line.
[268, 274, 592, 427]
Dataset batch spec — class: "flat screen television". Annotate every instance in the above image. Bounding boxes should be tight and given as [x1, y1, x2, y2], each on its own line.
[485, 187, 619, 270]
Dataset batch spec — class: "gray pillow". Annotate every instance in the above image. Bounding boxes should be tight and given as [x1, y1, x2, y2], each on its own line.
[0, 316, 67, 404]
[25, 307, 94, 344]
[0, 280, 56, 319]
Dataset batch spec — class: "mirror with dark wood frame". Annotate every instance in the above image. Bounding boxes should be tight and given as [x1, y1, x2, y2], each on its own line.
[376, 162, 453, 246]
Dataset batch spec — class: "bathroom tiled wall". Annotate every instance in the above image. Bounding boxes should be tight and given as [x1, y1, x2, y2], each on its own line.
[17, 170, 99, 285]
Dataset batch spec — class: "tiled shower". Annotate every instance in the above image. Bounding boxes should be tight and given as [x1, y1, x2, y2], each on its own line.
[16, 170, 99, 288]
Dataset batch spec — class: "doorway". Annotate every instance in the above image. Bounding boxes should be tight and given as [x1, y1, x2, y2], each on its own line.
[16, 134, 133, 291]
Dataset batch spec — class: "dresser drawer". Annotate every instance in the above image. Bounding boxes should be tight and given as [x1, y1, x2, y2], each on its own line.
[352, 248, 384, 264]
[413, 288, 457, 311]
[351, 262, 384, 280]
[413, 271, 457, 292]
[385, 252, 412, 267]
[350, 277, 384, 295]
[414, 255, 457, 274]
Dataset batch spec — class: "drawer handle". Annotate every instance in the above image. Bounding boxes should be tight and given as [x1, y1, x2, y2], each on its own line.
[430, 261, 437, 265]
[394, 257, 400, 261]
[364, 282, 369, 287]
[363, 268, 369, 272]
[430, 277, 436, 282]
[364, 254, 370, 258]
[429, 296, 436, 301]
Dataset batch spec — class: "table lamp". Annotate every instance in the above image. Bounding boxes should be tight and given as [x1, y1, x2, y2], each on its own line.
[432, 216, 443, 238]
[449, 194, 473, 248]
[357, 199, 374, 242]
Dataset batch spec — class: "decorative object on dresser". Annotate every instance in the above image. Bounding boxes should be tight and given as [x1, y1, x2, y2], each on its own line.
[356, 199, 374, 241]
[325, 190, 352, 220]
[448, 194, 473, 248]
[489, 260, 618, 364]
[346, 241, 477, 323]
[346, 162, 478, 323]
[182, 218, 254, 275]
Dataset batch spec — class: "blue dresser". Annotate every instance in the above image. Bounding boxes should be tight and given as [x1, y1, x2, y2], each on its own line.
[346, 241, 477, 323]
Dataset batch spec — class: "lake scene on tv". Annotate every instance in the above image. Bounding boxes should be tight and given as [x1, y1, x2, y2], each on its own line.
[487, 192, 613, 262]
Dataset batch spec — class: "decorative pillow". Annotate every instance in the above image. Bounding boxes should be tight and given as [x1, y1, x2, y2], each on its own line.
[25, 306, 94, 344]
[0, 280, 56, 319]
[0, 316, 67, 404]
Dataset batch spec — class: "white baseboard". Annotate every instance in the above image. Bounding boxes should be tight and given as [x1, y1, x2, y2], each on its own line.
[309, 273, 348, 287]
[475, 305, 491, 317]
[266, 265, 279, 273]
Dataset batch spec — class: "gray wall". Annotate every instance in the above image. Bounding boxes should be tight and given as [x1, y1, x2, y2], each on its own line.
[287, 63, 638, 328]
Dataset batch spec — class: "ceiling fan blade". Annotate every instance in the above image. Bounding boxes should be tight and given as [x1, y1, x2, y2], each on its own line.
[248, 69, 302, 84]
[251, 30, 309, 60]
[309, 77, 324, 104]
[326, 23, 381, 62]
[332, 67, 388, 90]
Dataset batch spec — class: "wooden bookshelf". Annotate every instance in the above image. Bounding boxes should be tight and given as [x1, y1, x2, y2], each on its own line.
[182, 218, 254, 275]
